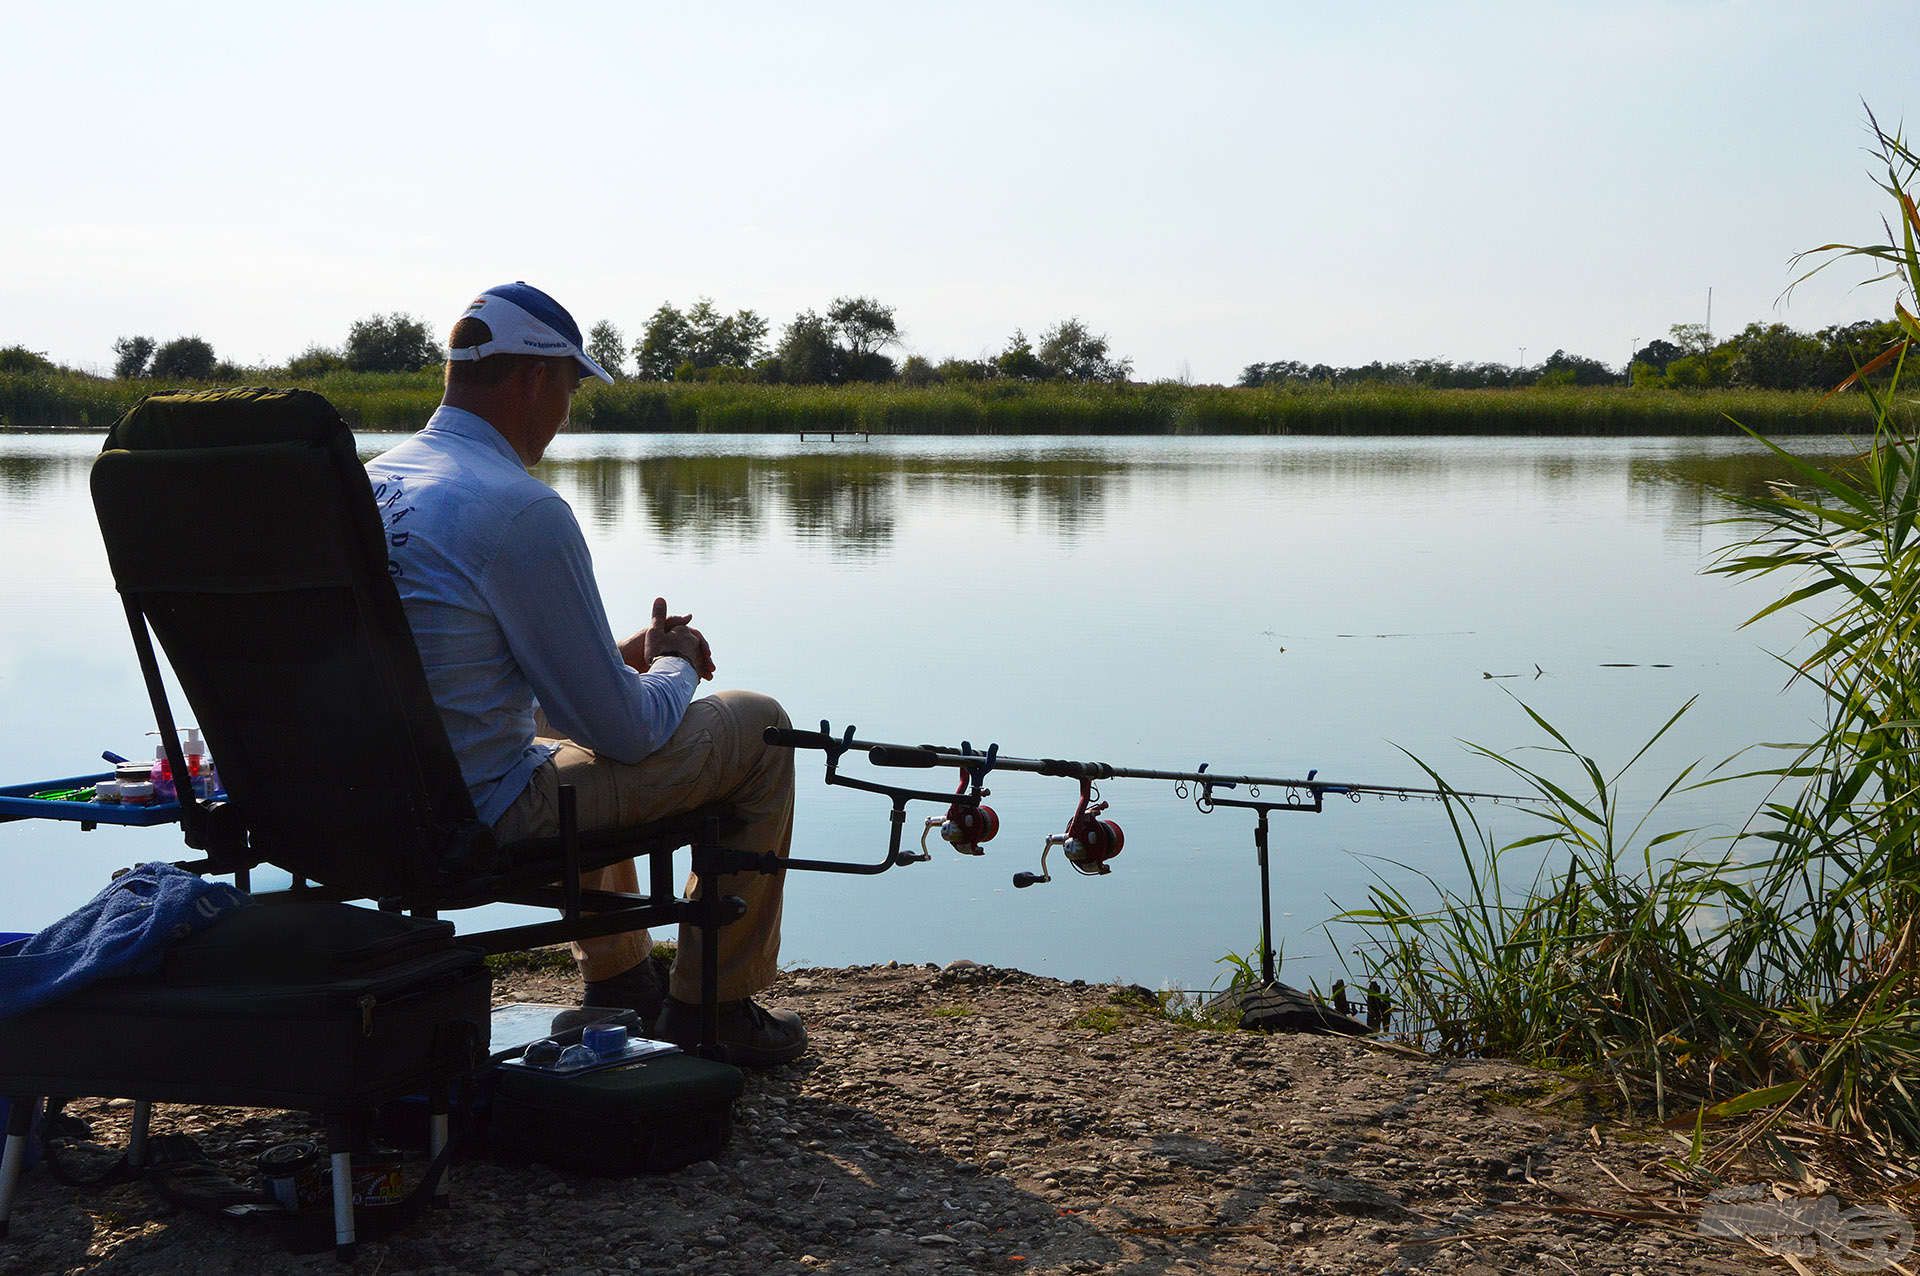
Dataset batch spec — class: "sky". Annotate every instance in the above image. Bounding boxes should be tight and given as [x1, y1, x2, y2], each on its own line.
[1, 1, 1912, 383]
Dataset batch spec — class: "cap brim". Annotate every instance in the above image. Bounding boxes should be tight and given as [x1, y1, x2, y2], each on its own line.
[574, 350, 615, 385]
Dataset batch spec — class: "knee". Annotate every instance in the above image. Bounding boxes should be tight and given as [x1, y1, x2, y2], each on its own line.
[717, 689, 790, 736]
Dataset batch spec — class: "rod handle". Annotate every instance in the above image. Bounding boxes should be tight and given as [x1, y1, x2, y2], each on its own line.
[868, 745, 942, 769]
[764, 727, 834, 750]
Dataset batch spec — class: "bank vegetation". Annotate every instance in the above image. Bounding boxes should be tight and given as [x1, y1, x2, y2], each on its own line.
[0, 369, 1904, 437]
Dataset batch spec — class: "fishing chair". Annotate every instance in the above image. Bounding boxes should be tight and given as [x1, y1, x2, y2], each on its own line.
[0, 388, 766, 1258]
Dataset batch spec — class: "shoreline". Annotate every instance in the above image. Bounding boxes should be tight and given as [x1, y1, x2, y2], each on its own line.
[3, 961, 1822, 1274]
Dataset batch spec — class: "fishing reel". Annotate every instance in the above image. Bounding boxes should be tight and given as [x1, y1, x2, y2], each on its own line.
[1013, 779, 1124, 887]
[911, 760, 1000, 861]
[923, 800, 1000, 857]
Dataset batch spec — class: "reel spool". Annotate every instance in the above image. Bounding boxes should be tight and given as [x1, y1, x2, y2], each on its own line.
[1014, 779, 1123, 888]
[917, 766, 999, 859]
[1062, 804, 1123, 874]
[941, 802, 1000, 854]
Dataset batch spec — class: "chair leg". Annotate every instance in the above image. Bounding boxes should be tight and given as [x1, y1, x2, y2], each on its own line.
[429, 1085, 450, 1210]
[697, 847, 722, 1060]
[325, 1115, 356, 1263]
[126, 1100, 152, 1169]
[0, 1097, 37, 1241]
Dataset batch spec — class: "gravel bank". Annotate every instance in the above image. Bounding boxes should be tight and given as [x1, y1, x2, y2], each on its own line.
[1, 962, 1794, 1274]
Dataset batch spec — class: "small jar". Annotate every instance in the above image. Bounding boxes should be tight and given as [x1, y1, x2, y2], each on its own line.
[118, 781, 155, 805]
[93, 781, 122, 804]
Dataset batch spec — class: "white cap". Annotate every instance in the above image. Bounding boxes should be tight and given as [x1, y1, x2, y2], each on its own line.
[446, 281, 614, 384]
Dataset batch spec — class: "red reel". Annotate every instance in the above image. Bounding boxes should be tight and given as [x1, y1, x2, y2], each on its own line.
[942, 801, 998, 851]
[1063, 809, 1123, 872]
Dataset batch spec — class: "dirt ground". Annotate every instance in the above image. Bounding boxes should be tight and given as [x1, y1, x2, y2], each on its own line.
[0, 961, 1855, 1274]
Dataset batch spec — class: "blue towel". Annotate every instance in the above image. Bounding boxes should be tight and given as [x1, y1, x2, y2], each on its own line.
[0, 863, 246, 1019]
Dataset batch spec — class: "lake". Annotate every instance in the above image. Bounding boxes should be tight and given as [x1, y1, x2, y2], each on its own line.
[0, 431, 1844, 992]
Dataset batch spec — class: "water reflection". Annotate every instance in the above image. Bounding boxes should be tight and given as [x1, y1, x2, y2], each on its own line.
[536, 451, 1140, 552]
[0, 434, 1857, 557]
[0, 451, 88, 505]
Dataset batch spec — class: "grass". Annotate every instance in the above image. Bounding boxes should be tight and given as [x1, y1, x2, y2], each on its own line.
[928, 1003, 977, 1018]
[1334, 116, 1920, 1183]
[484, 940, 676, 978]
[483, 947, 577, 977]
[2, 366, 1908, 436]
[1070, 1005, 1131, 1033]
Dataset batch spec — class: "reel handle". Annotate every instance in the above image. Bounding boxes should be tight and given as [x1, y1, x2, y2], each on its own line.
[1012, 872, 1049, 888]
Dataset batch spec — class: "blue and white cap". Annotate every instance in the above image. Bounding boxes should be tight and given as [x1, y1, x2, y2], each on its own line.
[447, 281, 614, 384]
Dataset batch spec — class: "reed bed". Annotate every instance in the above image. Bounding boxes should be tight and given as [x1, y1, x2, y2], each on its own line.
[1337, 119, 1920, 1181]
[1, 369, 1897, 436]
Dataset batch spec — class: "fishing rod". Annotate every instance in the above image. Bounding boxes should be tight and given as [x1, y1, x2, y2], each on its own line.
[765, 721, 1539, 989]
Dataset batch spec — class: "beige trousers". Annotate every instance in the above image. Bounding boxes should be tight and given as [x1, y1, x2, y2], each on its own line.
[490, 689, 794, 1004]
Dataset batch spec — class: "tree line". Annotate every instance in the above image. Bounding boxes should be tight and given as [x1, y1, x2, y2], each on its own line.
[3, 308, 1902, 393]
[1240, 319, 1905, 391]
[73, 298, 1133, 388]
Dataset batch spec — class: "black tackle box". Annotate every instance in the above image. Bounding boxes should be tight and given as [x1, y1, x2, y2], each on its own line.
[483, 1007, 744, 1175]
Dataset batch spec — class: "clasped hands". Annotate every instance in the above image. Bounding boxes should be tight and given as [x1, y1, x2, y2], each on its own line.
[621, 596, 716, 681]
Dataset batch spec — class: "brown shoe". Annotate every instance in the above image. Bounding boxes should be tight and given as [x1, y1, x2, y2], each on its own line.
[580, 951, 669, 1028]
[653, 996, 807, 1067]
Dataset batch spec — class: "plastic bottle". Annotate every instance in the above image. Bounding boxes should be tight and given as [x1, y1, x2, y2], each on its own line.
[150, 745, 176, 803]
[183, 727, 210, 798]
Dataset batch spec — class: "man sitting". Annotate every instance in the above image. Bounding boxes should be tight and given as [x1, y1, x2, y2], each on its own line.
[365, 281, 804, 1066]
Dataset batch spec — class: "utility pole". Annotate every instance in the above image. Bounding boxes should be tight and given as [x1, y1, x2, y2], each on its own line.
[1706, 287, 1713, 343]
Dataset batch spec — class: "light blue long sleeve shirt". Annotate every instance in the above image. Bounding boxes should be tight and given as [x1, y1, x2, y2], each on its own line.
[366, 406, 698, 825]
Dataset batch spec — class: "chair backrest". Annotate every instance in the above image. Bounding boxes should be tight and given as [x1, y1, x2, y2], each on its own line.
[89, 388, 490, 899]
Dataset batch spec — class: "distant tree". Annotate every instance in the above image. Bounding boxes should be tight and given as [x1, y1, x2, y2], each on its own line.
[827, 296, 900, 360]
[1726, 322, 1826, 390]
[1240, 360, 1318, 388]
[344, 313, 437, 373]
[839, 350, 897, 383]
[683, 301, 768, 370]
[148, 336, 217, 380]
[1036, 318, 1132, 382]
[111, 335, 156, 379]
[936, 358, 991, 383]
[1668, 322, 1715, 357]
[646, 299, 769, 376]
[1629, 338, 1683, 377]
[635, 304, 690, 380]
[898, 354, 937, 387]
[0, 346, 58, 374]
[286, 345, 349, 377]
[1815, 318, 1906, 386]
[1534, 349, 1617, 387]
[995, 330, 1049, 380]
[585, 320, 627, 379]
[1661, 346, 1735, 388]
[776, 311, 838, 385]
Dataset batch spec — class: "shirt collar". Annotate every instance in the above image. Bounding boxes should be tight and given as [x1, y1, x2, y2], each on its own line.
[424, 404, 527, 470]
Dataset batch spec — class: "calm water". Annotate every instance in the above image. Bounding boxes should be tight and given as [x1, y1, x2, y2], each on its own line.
[0, 432, 1843, 990]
